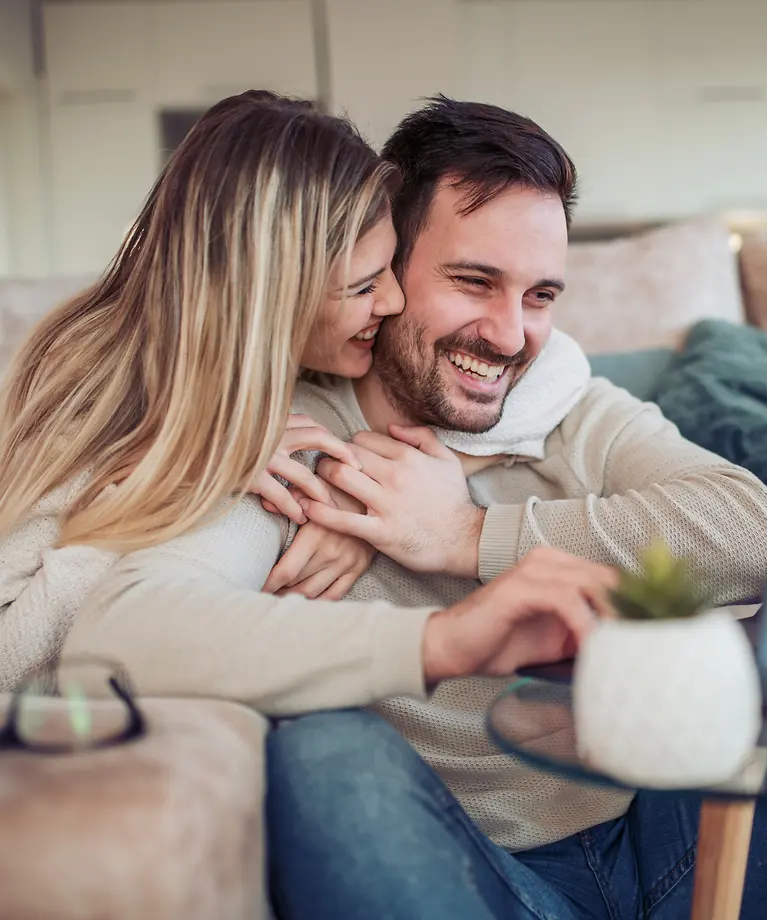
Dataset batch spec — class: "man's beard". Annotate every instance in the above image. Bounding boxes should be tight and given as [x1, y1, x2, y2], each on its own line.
[373, 314, 534, 433]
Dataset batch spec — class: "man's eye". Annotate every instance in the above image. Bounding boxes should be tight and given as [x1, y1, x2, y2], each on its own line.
[531, 290, 556, 303]
[456, 276, 490, 289]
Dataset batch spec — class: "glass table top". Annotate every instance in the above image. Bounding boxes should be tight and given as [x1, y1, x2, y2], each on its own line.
[487, 676, 767, 800]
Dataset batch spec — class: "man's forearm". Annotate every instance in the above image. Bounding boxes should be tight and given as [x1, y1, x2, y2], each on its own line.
[476, 467, 767, 603]
[441, 504, 488, 580]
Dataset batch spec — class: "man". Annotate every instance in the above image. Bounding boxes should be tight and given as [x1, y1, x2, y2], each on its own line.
[265, 98, 767, 919]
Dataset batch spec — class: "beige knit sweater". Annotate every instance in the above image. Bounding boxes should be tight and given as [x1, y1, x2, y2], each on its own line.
[4, 376, 767, 849]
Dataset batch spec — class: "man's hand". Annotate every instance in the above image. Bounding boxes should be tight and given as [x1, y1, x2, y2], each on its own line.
[301, 424, 485, 577]
[245, 413, 361, 525]
[421, 547, 618, 684]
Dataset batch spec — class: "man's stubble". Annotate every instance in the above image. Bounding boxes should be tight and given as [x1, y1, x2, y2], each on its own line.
[372, 312, 534, 433]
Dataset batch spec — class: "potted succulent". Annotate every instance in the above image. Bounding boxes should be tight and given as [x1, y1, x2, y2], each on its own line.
[573, 540, 763, 788]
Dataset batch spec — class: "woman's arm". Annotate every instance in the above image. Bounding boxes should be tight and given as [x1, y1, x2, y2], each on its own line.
[62, 495, 617, 716]
[63, 496, 430, 714]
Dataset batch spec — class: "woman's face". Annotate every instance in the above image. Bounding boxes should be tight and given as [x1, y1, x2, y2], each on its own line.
[301, 216, 404, 377]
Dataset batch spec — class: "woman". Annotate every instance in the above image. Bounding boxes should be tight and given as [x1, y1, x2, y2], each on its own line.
[0, 90, 613, 699]
[0, 89, 396, 685]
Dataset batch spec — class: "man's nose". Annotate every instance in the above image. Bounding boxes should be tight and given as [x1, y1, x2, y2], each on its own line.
[475, 294, 526, 358]
[374, 270, 405, 318]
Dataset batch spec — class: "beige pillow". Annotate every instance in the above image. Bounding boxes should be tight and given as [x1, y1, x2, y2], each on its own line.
[740, 234, 767, 331]
[557, 218, 744, 354]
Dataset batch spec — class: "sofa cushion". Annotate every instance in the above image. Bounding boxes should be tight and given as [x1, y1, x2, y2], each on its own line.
[588, 348, 674, 402]
[654, 319, 767, 485]
[557, 218, 744, 354]
[0, 277, 94, 379]
[740, 233, 767, 331]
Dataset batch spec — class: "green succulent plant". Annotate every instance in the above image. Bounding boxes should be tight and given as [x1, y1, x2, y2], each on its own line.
[610, 539, 712, 621]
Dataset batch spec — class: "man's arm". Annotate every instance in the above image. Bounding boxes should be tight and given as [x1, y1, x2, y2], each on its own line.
[303, 379, 767, 606]
[479, 380, 767, 605]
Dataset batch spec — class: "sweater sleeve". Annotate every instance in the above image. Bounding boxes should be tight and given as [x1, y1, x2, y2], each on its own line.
[62, 496, 432, 716]
[0, 475, 118, 691]
[478, 380, 767, 605]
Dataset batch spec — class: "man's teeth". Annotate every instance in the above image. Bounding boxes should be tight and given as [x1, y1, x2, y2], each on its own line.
[447, 351, 504, 381]
[354, 328, 377, 341]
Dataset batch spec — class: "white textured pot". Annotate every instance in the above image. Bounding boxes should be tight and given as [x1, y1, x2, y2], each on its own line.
[573, 611, 762, 788]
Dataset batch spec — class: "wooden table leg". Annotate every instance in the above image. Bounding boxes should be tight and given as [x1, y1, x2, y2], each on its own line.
[690, 798, 756, 920]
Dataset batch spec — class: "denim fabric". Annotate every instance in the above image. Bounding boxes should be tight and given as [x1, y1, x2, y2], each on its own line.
[267, 709, 766, 920]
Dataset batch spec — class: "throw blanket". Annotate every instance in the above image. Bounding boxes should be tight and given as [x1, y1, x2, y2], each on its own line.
[655, 320, 767, 485]
[437, 329, 591, 458]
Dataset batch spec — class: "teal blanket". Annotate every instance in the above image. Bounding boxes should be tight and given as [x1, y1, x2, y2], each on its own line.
[655, 320, 767, 484]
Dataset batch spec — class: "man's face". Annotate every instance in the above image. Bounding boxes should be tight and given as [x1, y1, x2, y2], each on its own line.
[373, 183, 568, 432]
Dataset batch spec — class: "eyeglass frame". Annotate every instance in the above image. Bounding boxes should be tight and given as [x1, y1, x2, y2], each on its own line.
[0, 655, 146, 754]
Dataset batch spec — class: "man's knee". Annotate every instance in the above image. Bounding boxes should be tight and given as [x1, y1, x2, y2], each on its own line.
[266, 709, 438, 828]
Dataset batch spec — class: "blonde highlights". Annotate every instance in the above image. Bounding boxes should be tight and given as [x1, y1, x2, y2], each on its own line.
[0, 91, 396, 551]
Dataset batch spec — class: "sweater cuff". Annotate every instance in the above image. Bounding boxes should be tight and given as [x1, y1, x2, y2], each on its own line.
[369, 605, 437, 701]
[478, 504, 524, 583]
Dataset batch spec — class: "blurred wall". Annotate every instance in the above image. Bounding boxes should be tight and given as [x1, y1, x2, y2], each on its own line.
[0, 0, 766, 276]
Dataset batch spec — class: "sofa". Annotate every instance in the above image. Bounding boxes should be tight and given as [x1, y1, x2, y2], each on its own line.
[1, 214, 766, 919]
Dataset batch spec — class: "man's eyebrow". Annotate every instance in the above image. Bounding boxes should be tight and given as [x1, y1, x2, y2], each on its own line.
[443, 261, 507, 279]
[443, 261, 566, 292]
[536, 278, 566, 292]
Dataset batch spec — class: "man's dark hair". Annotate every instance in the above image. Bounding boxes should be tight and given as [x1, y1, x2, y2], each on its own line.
[382, 95, 577, 271]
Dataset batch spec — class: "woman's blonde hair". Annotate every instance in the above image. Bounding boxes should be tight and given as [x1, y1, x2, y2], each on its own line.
[0, 90, 396, 551]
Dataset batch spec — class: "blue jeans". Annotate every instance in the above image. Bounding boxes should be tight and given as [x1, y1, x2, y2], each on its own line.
[266, 709, 767, 920]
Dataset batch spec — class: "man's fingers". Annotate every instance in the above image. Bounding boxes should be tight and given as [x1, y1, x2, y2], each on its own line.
[350, 430, 406, 459]
[316, 459, 382, 508]
[302, 500, 377, 543]
[388, 423, 452, 459]
[254, 476, 306, 526]
[268, 456, 333, 506]
[337, 444, 390, 484]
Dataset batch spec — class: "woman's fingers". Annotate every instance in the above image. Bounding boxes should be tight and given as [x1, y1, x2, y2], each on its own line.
[267, 455, 333, 506]
[318, 571, 360, 601]
[252, 474, 306, 525]
[282, 425, 362, 470]
[284, 413, 322, 430]
[263, 536, 318, 593]
[277, 566, 339, 600]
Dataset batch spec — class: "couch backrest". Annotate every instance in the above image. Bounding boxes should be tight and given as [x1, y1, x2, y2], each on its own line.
[0, 277, 95, 379]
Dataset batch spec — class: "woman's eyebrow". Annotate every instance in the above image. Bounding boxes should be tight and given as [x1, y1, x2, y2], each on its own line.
[339, 266, 386, 292]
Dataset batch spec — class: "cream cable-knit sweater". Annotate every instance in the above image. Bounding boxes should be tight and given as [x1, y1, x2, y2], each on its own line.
[3, 376, 767, 849]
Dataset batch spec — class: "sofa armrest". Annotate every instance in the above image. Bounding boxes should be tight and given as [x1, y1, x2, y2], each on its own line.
[0, 696, 270, 920]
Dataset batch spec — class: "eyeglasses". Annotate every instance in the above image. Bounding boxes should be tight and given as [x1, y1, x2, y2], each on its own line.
[0, 656, 146, 754]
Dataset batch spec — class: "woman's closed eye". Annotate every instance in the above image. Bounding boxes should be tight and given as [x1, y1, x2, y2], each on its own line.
[354, 279, 379, 297]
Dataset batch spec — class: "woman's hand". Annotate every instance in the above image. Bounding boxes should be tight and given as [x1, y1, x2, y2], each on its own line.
[263, 522, 376, 600]
[422, 547, 618, 683]
[264, 481, 374, 599]
[246, 414, 361, 525]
